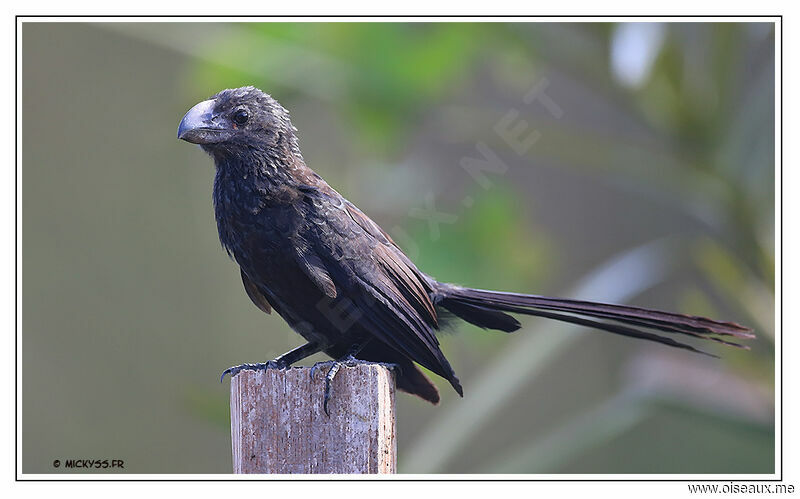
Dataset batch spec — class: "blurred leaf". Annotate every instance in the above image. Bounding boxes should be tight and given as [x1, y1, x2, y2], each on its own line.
[692, 237, 774, 342]
[485, 392, 648, 473]
[408, 186, 555, 292]
[677, 286, 719, 320]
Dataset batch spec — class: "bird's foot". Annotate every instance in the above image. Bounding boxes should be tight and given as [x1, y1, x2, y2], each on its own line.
[310, 356, 398, 416]
[309, 355, 373, 377]
[219, 359, 287, 382]
[322, 355, 361, 416]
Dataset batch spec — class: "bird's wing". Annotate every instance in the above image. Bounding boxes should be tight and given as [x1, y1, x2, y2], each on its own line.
[343, 200, 438, 326]
[241, 268, 272, 314]
[294, 247, 338, 299]
[303, 189, 461, 394]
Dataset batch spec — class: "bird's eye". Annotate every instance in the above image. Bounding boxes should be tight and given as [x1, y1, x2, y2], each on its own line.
[232, 109, 249, 126]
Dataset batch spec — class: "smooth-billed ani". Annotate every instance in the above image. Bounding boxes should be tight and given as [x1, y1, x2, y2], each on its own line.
[177, 86, 753, 407]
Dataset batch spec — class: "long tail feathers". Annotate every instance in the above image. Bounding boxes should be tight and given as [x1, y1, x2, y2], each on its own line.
[438, 286, 754, 356]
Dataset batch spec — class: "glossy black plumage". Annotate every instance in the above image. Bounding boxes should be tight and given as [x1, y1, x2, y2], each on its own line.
[179, 86, 754, 404]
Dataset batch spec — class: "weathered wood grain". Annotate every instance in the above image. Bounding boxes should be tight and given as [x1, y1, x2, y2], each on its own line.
[229, 363, 396, 474]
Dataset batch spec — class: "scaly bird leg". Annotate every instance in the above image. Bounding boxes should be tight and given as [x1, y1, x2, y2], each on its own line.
[320, 341, 372, 416]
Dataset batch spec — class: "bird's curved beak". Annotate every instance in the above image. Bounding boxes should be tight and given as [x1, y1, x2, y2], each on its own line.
[177, 99, 232, 144]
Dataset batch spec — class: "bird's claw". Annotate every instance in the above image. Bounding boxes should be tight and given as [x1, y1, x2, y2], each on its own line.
[314, 356, 395, 416]
[219, 360, 287, 382]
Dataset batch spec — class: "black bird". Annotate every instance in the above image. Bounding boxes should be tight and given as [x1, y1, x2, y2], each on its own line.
[178, 86, 754, 408]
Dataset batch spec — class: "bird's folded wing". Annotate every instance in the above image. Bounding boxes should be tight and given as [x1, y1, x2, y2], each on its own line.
[241, 269, 272, 314]
[343, 201, 438, 326]
[304, 193, 460, 389]
[295, 248, 338, 299]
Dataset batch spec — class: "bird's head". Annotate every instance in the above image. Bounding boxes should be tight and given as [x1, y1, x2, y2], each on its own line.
[177, 86, 297, 154]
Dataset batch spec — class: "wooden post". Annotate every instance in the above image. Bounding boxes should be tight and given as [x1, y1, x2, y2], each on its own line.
[229, 363, 397, 474]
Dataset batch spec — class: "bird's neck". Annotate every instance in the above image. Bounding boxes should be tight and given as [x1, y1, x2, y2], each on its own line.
[211, 144, 315, 216]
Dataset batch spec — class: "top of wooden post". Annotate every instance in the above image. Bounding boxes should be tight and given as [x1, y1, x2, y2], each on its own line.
[229, 363, 396, 474]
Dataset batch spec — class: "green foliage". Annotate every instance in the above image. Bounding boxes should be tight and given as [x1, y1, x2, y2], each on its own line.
[408, 185, 555, 291]
[190, 23, 490, 153]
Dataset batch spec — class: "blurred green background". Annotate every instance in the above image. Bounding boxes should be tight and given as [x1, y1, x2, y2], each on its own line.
[21, 22, 775, 474]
